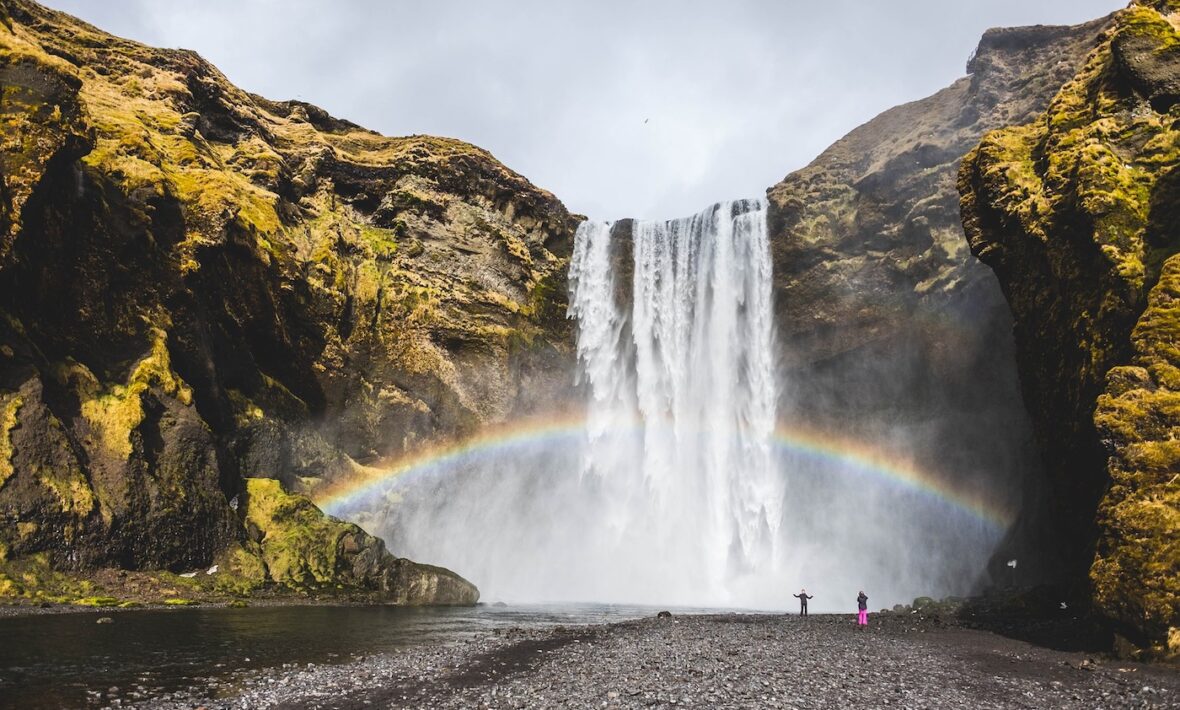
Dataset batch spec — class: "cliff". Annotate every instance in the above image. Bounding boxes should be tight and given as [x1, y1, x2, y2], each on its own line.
[960, 0, 1179, 655]
[0, 0, 577, 604]
[766, 15, 1111, 585]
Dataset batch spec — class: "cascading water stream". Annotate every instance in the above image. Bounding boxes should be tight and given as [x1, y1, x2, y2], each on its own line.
[568, 199, 782, 603]
[353, 198, 1004, 610]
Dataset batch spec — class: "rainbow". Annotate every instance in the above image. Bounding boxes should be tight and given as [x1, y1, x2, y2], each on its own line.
[315, 414, 1013, 530]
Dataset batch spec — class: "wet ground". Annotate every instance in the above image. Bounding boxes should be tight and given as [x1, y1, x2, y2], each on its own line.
[0, 603, 673, 708]
[151, 612, 1178, 709]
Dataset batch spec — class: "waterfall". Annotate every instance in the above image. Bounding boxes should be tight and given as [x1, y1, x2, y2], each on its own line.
[568, 198, 782, 604]
[360, 196, 1002, 609]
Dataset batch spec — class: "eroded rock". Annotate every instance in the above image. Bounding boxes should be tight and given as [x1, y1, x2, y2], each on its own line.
[959, 0, 1179, 655]
[0, 0, 575, 602]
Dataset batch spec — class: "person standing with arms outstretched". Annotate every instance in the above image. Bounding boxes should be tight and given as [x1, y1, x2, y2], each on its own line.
[793, 589, 813, 616]
[856, 591, 869, 628]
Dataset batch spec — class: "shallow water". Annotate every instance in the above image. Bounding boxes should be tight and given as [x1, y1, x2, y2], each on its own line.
[0, 602, 723, 708]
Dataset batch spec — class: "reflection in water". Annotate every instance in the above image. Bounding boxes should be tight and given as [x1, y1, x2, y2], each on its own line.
[0, 603, 700, 708]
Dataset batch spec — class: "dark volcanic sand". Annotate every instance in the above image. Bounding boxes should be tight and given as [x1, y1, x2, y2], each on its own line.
[147, 614, 1178, 709]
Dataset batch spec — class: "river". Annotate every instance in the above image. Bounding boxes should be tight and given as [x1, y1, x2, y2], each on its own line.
[0, 603, 708, 708]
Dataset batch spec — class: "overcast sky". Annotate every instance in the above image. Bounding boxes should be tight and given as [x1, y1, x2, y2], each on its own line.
[44, 0, 1122, 220]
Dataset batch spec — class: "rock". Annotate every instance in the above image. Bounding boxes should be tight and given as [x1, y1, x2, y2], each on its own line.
[0, 0, 573, 602]
[959, 0, 1179, 656]
[657, 611, 673, 619]
[96, 616, 113, 624]
[764, 13, 1111, 589]
[180, 614, 1180, 708]
[385, 558, 479, 606]
[220, 477, 478, 603]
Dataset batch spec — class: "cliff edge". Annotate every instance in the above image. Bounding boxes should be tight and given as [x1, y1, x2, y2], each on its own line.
[960, 0, 1179, 655]
[0, 0, 577, 603]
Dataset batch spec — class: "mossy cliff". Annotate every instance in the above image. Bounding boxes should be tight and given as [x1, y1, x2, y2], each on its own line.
[0, 477, 478, 604]
[959, 0, 1179, 655]
[0, 0, 576, 603]
[225, 479, 476, 604]
[765, 15, 1111, 583]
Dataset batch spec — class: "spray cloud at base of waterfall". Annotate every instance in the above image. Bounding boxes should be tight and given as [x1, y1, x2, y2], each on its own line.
[329, 198, 1008, 610]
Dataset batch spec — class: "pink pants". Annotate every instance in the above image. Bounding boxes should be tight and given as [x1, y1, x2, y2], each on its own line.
[857, 609, 868, 625]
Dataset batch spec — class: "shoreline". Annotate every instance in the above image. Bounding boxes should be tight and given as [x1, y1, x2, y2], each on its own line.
[140, 612, 1178, 709]
[0, 596, 399, 618]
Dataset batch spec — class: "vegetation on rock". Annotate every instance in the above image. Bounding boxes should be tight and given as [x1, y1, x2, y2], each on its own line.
[0, 0, 576, 605]
[764, 12, 1111, 586]
[960, 0, 1179, 656]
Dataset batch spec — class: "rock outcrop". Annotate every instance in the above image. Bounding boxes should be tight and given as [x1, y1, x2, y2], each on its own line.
[766, 15, 1111, 584]
[223, 478, 477, 603]
[960, 0, 1178, 655]
[0, 0, 575, 602]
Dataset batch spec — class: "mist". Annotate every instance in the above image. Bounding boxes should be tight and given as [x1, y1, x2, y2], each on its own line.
[326, 199, 1011, 612]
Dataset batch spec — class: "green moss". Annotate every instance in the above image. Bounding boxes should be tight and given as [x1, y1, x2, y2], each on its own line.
[0, 28, 89, 241]
[167, 168, 281, 237]
[163, 597, 198, 606]
[71, 61, 283, 254]
[1, 0, 532, 611]
[970, 124, 1052, 240]
[527, 271, 565, 324]
[243, 477, 352, 588]
[74, 596, 120, 607]
[974, 5, 1178, 295]
[212, 542, 267, 596]
[1122, 4, 1180, 51]
[385, 188, 446, 218]
[223, 135, 284, 186]
[80, 327, 191, 460]
[1092, 256, 1180, 654]
[353, 261, 382, 305]
[0, 393, 22, 491]
[35, 463, 95, 517]
[358, 223, 398, 259]
[300, 197, 398, 290]
[0, 553, 92, 603]
[226, 388, 265, 428]
[963, 2, 1180, 655]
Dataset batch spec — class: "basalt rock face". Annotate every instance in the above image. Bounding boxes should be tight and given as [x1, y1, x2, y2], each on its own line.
[232, 478, 478, 604]
[959, 0, 1179, 654]
[0, 0, 575, 602]
[766, 18, 1111, 584]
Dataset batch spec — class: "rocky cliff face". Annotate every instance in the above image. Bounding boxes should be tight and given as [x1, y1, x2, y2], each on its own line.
[766, 17, 1111, 584]
[0, 0, 576, 603]
[960, 0, 1179, 655]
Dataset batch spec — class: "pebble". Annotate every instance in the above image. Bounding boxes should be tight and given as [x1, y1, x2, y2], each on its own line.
[135, 614, 1178, 709]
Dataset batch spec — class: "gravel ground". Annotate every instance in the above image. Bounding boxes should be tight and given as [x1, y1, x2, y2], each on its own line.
[139, 613, 1178, 710]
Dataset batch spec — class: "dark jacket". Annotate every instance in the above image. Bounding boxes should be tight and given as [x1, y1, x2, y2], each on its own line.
[857, 593, 868, 610]
[793, 593, 812, 602]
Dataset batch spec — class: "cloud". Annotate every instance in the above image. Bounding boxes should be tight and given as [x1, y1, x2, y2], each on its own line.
[44, 0, 1122, 220]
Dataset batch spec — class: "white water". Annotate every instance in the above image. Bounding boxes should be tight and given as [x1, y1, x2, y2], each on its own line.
[359, 199, 1005, 611]
[567, 199, 782, 604]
